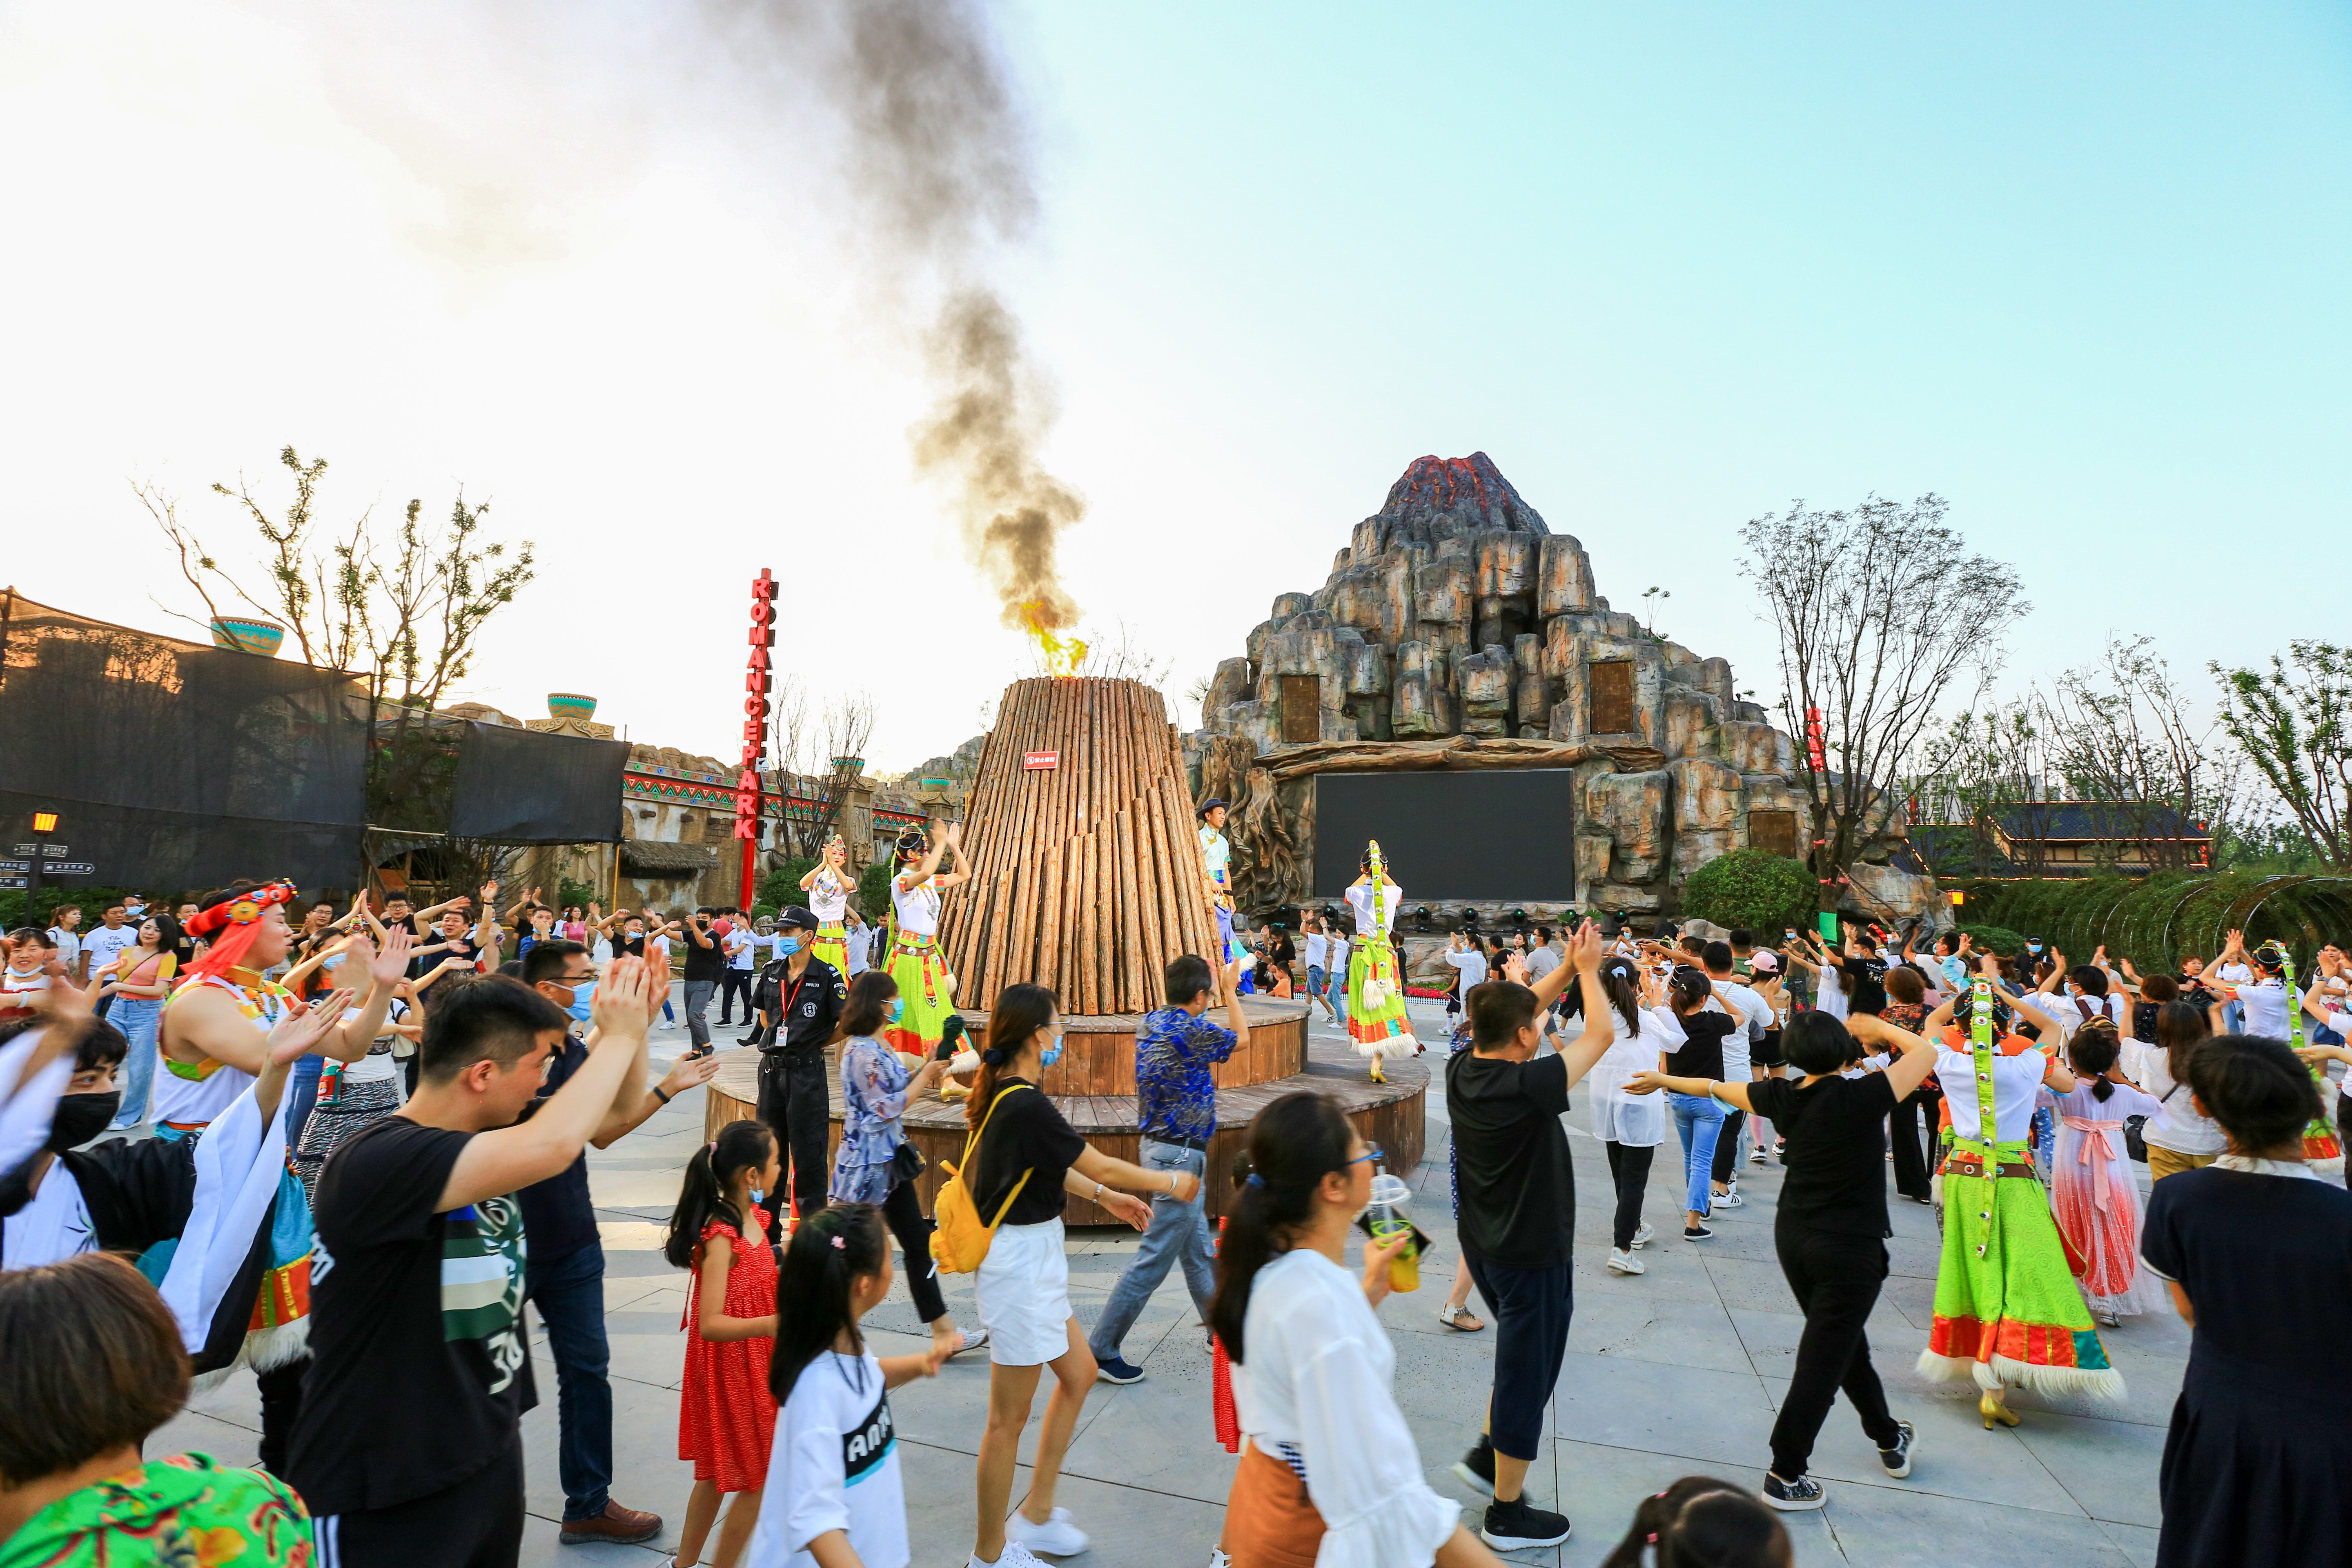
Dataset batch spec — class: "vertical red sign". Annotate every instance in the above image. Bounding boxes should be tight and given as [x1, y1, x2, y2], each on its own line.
[737, 568, 775, 907]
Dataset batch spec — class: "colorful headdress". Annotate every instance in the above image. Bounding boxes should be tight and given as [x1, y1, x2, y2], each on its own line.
[182, 880, 298, 981]
[893, 826, 929, 866]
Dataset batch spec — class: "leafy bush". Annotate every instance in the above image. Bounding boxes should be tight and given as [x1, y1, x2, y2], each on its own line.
[858, 862, 895, 920]
[0, 886, 156, 933]
[1679, 849, 1814, 933]
[1955, 923, 2030, 957]
[756, 858, 817, 912]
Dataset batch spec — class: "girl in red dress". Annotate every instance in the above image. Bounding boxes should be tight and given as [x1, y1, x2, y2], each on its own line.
[664, 1117, 782, 1568]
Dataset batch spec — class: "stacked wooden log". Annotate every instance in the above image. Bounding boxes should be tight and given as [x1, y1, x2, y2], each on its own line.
[939, 677, 1221, 1016]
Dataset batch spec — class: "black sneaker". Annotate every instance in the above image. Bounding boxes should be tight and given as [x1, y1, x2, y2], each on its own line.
[1684, 1223, 1715, 1239]
[1450, 1438, 1495, 1498]
[1878, 1419, 1915, 1479]
[1762, 1472, 1824, 1511]
[1480, 1497, 1572, 1549]
[1094, 1356, 1145, 1385]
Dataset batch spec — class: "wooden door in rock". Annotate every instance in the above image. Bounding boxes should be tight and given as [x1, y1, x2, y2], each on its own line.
[1279, 675, 1321, 744]
[1748, 809, 1798, 858]
[1590, 661, 1634, 735]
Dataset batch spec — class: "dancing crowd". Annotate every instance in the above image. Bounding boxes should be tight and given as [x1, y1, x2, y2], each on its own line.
[4, 829, 2352, 1568]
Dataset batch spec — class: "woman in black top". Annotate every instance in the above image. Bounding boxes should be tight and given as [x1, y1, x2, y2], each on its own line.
[2144, 1033, 2352, 1568]
[1661, 971, 1737, 1238]
[1634, 1006, 1935, 1513]
[962, 983, 1203, 1568]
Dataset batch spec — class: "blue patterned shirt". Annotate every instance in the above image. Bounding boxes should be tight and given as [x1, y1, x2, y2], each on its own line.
[1135, 1005, 1240, 1145]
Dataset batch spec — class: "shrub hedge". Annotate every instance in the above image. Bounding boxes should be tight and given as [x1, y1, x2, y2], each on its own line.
[1681, 849, 1815, 935]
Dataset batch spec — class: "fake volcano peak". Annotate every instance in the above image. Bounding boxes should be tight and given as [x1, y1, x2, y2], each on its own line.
[1377, 451, 1548, 538]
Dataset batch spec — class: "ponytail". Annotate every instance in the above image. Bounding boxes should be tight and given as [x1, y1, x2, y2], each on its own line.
[662, 1119, 775, 1268]
[2068, 1021, 2121, 1101]
[1599, 1476, 1792, 1568]
[1208, 1091, 1352, 1365]
[967, 982, 1058, 1128]
[769, 1202, 889, 1402]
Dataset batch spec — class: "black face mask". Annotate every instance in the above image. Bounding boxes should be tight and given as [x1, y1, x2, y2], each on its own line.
[48, 1092, 122, 1152]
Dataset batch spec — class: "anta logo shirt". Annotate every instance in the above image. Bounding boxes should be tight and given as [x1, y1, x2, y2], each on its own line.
[752, 1350, 909, 1568]
[289, 1116, 537, 1517]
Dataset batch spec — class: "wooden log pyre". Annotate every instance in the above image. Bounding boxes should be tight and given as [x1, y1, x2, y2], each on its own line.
[940, 677, 1220, 1016]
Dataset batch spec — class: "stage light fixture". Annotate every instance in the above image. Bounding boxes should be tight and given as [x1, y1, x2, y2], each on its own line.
[1459, 906, 1481, 927]
[1411, 905, 1432, 931]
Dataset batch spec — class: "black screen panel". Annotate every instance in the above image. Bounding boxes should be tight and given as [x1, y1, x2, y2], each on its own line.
[1310, 770, 1578, 900]
[448, 722, 629, 843]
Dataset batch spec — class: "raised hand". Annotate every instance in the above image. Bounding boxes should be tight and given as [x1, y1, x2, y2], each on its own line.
[593, 956, 657, 1039]
[1571, 919, 1604, 973]
[360, 926, 415, 988]
[267, 988, 356, 1065]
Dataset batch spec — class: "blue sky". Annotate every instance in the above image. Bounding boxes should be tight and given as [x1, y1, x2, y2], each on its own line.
[1, 2, 2344, 766]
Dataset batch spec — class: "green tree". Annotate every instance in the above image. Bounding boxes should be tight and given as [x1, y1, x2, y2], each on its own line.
[1679, 849, 1814, 933]
[858, 862, 894, 920]
[2212, 641, 2352, 871]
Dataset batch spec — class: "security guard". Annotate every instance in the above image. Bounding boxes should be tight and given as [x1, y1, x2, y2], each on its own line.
[750, 905, 846, 1237]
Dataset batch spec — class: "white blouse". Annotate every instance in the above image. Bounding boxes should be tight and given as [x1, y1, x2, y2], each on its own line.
[892, 875, 942, 939]
[1588, 1006, 1684, 1148]
[2134, 1045, 2228, 1157]
[1936, 1043, 2055, 1144]
[1344, 882, 1402, 939]
[1232, 1249, 1461, 1568]
[808, 869, 850, 924]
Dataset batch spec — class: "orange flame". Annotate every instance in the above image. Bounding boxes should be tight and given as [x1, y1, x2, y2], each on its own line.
[1020, 600, 1089, 678]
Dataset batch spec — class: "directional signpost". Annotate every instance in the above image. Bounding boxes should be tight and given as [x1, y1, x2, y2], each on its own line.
[9, 815, 96, 912]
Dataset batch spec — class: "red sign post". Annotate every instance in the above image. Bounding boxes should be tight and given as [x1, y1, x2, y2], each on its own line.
[735, 568, 775, 908]
[1022, 751, 1059, 771]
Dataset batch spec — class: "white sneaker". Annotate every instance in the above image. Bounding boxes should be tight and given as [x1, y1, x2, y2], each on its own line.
[1209, 1550, 1234, 1568]
[969, 1547, 1050, 1568]
[1712, 1191, 1745, 1209]
[1607, 1248, 1646, 1274]
[1006, 1507, 1089, 1557]
[1630, 1221, 1654, 1249]
[1748, 1147, 1768, 1165]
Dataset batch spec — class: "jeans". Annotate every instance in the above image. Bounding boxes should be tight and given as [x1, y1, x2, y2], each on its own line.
[1768, 1229, 1900, 1478]
[1087, 1140, 1214, 1362]
[525, 1239, 613, 1522]
[1668, 1093, 1725, 1215]
[757, 1049, 831, 1234]
[1602, 1140, 1655, 1251]
[1463, 1254, 1572, 1461]
[718, 968, 753, 1024]
[108, 995, 164, 1128]
[283, 1054, 325, 1147]
[683, 979, 715, 1049]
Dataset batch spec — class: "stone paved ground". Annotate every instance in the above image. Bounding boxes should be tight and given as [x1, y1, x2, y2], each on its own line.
[155, 992, 2176, 1566]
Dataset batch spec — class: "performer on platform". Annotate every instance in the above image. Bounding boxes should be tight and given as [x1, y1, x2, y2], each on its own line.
[798, 833, 856, 975]
[1345, 842, 1419, 1083]
[886, 821, 970, 1060]
[1198, 799, 1246, 964]
[1918, 961, 2123, 1425]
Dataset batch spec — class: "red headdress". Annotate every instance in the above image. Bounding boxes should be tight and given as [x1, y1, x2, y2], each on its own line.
[181, 880, 300, 982]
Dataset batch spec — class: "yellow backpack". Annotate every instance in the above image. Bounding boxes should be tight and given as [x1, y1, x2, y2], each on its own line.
[929, 1084, 1033, 1274]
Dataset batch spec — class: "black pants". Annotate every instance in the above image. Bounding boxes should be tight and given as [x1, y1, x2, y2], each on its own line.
[256, 1355, 306, 1477]
[1603, 1140, 1654, 1251]
[1711, 1109, 1747, 1183]
[1463, 1253, 1572, 1462]
[310, 1434, 526, 1568]
[1889, 1092, 1932, 1200]
[1769, 1228, 1900, 1479]
[756, 1048, 830, 1239]
[717, 969, 754, 1024]
[880, 1178, 949, 1323]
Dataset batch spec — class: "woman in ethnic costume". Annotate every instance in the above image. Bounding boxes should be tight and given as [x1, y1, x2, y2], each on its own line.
[1919, 961, 2124, 1425]
[883, 821, 971, 1058]
[798, 832, 856, 974]
[1344, 841, 1418, 1084]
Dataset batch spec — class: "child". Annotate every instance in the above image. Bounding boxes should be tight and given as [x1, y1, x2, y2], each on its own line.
[746, 1203, 952, 1568]
[666, 1119, 784, 1568]
[1599, 1476, 1793, 1567]
[2042, 1022, 2167, 1325]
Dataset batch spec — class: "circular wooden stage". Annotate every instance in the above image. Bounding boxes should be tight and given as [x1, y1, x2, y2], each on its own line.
[703, 997, 1429, 1225]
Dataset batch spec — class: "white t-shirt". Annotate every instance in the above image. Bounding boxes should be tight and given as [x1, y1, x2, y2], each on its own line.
[2221, 979, 2292, 1038]
[1937, 1043, 2056, 1143]
[1230, 1250, 1463, 1568]
[1303, 932, 1330, 971]
[81, 924, 138, 980]
[45, 927, 80, 973]
[1815, 963, 1848, 1020]
[1343, 881, 1402, 939]
[2135, 1042, 2228, 1156]
[2051, 991, 2124, 1043]
[1442, 947, 1488, 989]
[842, 925, 871, 977]
[749, 1350, 906, 1568]
[726, 928, 756, 970]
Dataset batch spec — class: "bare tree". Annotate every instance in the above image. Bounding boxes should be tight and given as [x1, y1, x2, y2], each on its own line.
[767, 675, 878, 860]
[1903, 698, 2053, 878]
[1742, 494, 2028, 912]
[142, 446, 536, 843]
[2212, 641, 2352, 871]
[2042, 636, 2241, 871]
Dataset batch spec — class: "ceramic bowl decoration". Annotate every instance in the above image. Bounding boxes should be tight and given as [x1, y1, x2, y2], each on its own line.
[209, 615, 285, 656]
[548, 693, 599, 722]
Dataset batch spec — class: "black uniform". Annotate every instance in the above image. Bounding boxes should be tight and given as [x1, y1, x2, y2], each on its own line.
[751, 953, 847, 1234]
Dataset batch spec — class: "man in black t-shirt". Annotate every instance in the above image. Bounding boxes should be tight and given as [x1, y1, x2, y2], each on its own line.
[290, 957, 662, 1568]
[510, 940, 719, 1547]
[751, 906, 848, 1236]
[1443, 924, 1617, 1553]
[678, 906, 724, 1052]
[1635, 1005, 1936, 1511]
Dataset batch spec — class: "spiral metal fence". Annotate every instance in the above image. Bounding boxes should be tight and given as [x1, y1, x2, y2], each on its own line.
[1956, 872, 2352, 971]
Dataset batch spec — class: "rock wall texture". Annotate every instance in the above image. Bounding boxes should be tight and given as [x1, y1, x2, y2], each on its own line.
[1192, 453, 1941, 928]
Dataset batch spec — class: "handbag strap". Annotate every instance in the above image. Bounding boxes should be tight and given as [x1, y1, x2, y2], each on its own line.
[958, 1084, 1034, 1223]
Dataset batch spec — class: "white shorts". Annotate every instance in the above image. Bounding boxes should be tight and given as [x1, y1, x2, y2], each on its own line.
[976, 1217, 1073, 1367]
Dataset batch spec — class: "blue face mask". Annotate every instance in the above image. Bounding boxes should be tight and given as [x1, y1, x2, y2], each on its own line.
[563, 980, 595, 1024]
[886, 997, 905, 1023]
[777, 935, 802, 956]
[1040, 1030, 1064, 1068]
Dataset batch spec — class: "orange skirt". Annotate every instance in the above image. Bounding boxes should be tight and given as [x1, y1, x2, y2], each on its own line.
[1226, 1443, 1323, 1568]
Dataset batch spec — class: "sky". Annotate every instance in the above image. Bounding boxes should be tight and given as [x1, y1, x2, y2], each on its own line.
[2, 1, 2345, 772]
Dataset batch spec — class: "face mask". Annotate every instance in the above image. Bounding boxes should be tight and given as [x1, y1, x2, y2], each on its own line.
[49, 1091, 122, 1152]
[563, 980, 595, 1024]
[1040, 1031, 1064, 1069]
[778, 935, 802, 956]
[886, 997, 905, 1023]
[748, 1186, 765, 1207]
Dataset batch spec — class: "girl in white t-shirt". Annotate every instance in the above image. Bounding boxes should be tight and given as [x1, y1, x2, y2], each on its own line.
[748, 1203, 951, 1568]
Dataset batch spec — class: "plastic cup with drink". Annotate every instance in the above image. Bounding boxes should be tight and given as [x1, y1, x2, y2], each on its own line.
[1366, 1172, 1419, 1292]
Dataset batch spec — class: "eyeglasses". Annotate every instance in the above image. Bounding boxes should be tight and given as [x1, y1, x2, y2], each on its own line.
[1347, 1145, 1385, 1168]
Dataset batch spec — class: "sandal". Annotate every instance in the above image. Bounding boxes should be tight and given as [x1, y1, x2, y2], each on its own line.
[1437, 1303, 1485, 1332]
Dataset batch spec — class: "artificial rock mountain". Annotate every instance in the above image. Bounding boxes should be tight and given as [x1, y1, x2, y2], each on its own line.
[1188, 452, 1939, 925]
